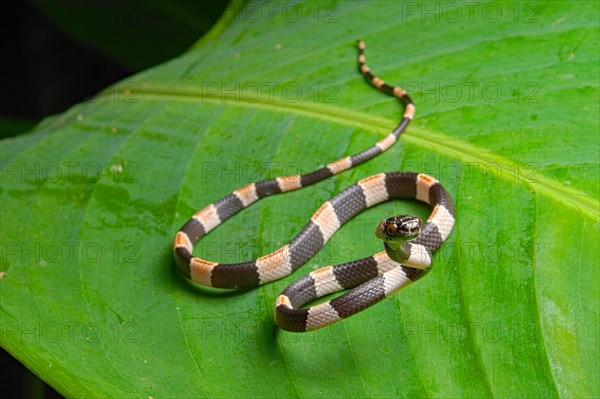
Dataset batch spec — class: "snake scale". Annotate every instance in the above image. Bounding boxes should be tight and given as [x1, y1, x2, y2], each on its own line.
[173, 41, 455, 332]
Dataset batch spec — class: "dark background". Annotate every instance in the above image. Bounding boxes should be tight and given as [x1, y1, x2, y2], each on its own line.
[0, 1, 229, 397]
[1, 0, 229, 138]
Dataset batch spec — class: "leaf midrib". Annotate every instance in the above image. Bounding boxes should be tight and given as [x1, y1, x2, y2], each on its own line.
[106, 84, 598, 216]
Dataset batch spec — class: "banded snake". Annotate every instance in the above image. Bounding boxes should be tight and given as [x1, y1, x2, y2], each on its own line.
[173, 41, 455, 332]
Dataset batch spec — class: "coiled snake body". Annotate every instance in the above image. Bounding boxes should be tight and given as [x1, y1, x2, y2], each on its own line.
[173, 41, 455, 332]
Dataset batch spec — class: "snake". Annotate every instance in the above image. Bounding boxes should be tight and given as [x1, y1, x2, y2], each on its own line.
[173, 40, 455, 332]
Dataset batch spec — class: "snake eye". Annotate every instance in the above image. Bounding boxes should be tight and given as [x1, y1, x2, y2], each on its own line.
[385, 223, 399, 236]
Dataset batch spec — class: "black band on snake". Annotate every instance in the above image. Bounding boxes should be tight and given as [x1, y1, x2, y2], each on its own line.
[173, 40, 455, 332]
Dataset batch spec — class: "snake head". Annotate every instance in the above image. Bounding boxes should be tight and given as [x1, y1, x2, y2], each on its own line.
[375, 215, 421, 243]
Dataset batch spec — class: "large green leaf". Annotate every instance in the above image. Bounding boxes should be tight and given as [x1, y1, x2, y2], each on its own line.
[1, 1, 598, 397]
